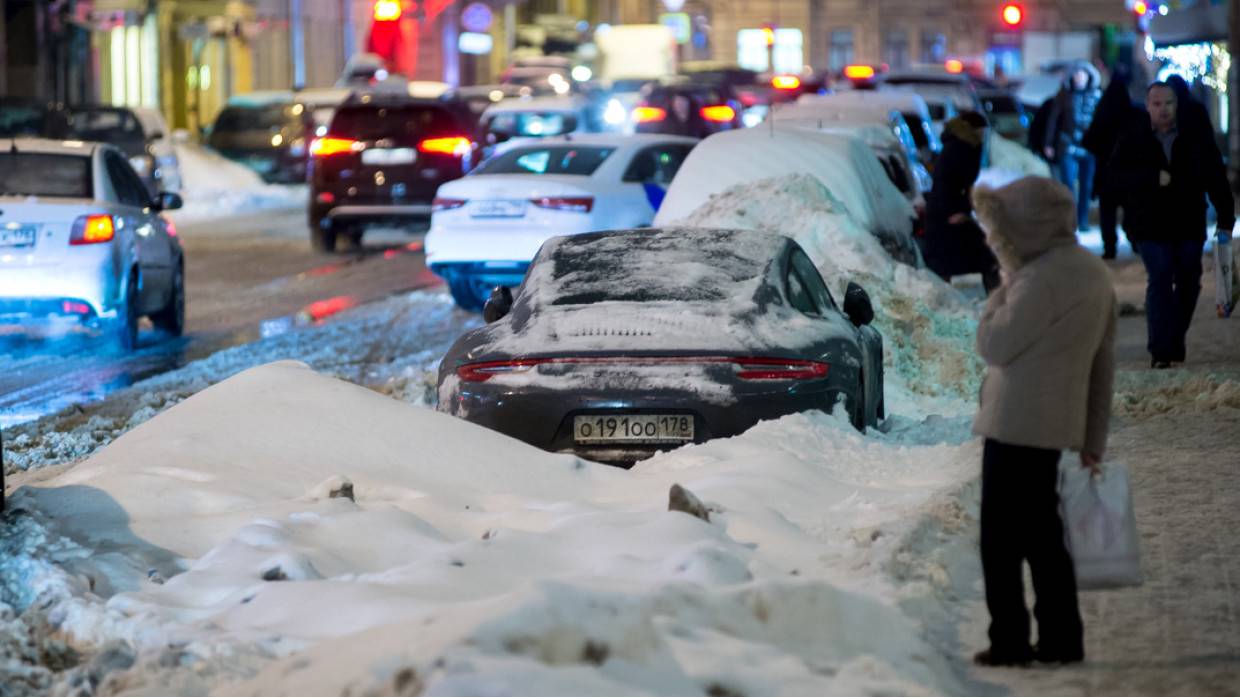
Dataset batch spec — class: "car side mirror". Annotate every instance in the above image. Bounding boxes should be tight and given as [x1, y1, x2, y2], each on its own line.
[483, 286, 514, 323]
[157, 191, 183, 211]
[844, 281, 875, 327]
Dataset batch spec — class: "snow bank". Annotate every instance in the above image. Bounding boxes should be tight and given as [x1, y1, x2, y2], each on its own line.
[5, 361, 978, 695]
[667, 174, 983, 406]
[168, 143, 306, 223]
[986, 133, 1051, 178]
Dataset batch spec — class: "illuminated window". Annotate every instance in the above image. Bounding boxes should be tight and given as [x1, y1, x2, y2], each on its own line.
[737, 28, 803, 73]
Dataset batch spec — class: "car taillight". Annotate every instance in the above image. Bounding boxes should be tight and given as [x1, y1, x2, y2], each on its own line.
[700, 105, 737, 122]
[418, 136, 473, 156]
[771, 75, 802, 90]
[632, 106, 667, 123]
[69, 214, 115, 245]
[456, 356, 828, 383]
[458, 359, 542, 382]
[843, 65, 877, 80]
[433, 197, 467, 211]
[531, 197, 593, 213]
[310, 137, 359, 157]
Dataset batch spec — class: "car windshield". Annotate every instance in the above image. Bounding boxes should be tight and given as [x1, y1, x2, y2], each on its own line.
[485, 110, 577, 138]
[0, 105, 49, 137]
[0, 153, 92, 198]
[328, 104, 460, 140]
[69, 108, 144, 143]
[540, 231, 769, 306]
[214, 104, 303, 132]
[476, 146, 614, 175]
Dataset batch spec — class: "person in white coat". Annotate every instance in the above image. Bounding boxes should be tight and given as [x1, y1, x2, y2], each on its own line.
[969, 175, 1117, 667]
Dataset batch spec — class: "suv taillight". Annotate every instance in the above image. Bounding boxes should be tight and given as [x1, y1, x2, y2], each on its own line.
[310, 137, 359, 157]
[418, 136, 473, 156]
[632, 106, 667, 123]
[69, 215, 115, 245]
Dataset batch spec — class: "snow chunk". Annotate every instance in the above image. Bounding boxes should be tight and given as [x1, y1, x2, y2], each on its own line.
[167, 143, 306, 224]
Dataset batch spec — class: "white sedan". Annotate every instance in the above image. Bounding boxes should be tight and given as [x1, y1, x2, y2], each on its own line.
[426, 134, 698, 310]
[0, 138, 184, 349]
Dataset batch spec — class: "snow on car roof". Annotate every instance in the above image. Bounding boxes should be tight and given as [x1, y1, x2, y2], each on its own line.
[501, 133, 699, 150]
[810, 90, 931, 114]
[471, 228, 855, 358]
[3, 137, 97, 156]
[653, 127, 914, 239]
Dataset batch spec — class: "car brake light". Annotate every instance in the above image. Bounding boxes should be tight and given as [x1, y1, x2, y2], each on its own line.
[843, 65, 876, 80]
[433, 197, 467, 211]
[531, 197, 593, 213]
[310, 137, 359, 157]
[456, 356, 828, 383]
[418, 136, 473, 156]
[632, 106, 667, 123]
[61, 300, 91, 315]
[700, 105, 737, 122]
[316, 191, 337, 204]
[69, 214, 115, 245]
[771, 75, 802, 90]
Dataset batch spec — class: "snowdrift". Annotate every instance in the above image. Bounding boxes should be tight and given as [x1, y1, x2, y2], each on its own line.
[668, 173, 983, 408]
[987, 133, 1052, 178]
[168, 143, 306, 223]
[10, 361, 976, 696]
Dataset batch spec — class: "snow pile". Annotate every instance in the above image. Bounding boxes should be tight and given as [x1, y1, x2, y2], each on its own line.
[168, 143, 306, 223]
[1114, 370, 1240, 417]
[669, 174, 982, 407]
[4, 361, 978, 696]
[986, 133, 1051, 178]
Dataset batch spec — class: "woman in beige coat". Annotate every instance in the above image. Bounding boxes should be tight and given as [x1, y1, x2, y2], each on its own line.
[970, 175, 1117, 667]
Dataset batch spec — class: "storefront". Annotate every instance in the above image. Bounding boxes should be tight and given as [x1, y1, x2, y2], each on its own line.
[89, 0, 161, 110]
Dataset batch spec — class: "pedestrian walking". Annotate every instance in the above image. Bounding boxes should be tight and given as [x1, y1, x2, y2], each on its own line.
[921, 111, 1000, 291]
[1082, 65, 1140, 259]
[1110, 81, 1235, 368]
[969, 175, 1117, 667]
[1045, 64, 1102, 231]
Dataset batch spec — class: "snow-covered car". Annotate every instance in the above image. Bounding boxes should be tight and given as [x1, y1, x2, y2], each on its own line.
[879, 71, 984, 120]
[0, 139, 185, 349]
[426, 134, 698, 310]
[133, 107, 182, 193]
[68, 105, 170, 196]
[796, 90, 941, 167]
[437, 227, 884, 465]
[654, 128, 920, 266]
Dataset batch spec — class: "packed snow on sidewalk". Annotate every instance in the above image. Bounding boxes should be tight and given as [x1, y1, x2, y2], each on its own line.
[166, 143, 306, 223]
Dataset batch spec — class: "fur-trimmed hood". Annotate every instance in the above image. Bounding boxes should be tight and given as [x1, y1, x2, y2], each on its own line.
[972, 176, 1077, 267]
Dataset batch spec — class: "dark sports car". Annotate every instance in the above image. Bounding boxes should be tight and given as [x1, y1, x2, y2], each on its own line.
[436, 228, 885, 465]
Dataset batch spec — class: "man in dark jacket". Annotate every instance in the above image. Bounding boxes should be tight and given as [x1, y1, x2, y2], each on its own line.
[922, 112, 999, 291]
[1045, 66, 1102, 230]
[1082, 66, 1139, 259]
[1111, 82, 1235, 368]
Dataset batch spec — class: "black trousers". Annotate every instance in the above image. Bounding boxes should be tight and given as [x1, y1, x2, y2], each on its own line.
[1098, 189, 1121, 255]
[981, 439, 1084, 658]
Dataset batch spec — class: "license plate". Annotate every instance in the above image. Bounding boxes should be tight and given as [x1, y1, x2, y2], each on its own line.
[362, 148, 416, 165]
[573, 414, 694, 445]
[0, 225, 36, 248]
[469, 199, 527, 218]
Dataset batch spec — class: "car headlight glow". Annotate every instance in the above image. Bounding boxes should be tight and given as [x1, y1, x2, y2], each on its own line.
[604, 99, 628, 125]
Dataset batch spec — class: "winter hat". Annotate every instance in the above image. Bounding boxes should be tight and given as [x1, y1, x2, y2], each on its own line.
[971, 176, 1076, 268]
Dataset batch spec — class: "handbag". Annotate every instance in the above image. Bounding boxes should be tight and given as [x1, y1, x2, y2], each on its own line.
[1214, 229, 1238, 318]
[1059, 461, 1144, 590]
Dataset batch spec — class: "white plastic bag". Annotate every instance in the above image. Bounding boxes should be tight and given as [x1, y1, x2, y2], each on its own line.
[1059, 461, 1143, 590]
[1214, 229, 1238, 318]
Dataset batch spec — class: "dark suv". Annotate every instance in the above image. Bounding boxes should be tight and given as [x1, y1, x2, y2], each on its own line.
[632, 80, 743, 139]
[208, 99, 317, 183]
[308, 93, 479, 252]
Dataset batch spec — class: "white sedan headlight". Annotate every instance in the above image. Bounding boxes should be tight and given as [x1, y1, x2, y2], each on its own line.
[603, 99, 628, 126]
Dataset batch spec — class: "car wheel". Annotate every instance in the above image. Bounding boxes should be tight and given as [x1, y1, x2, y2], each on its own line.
[114, 273, 140, 351]
[311, 224, 338, 253]
[447, 275, 485, 312]
[151, 262, 185, 337]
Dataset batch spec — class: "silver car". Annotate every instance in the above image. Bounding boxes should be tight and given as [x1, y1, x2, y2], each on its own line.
[0, 138, 184, 349]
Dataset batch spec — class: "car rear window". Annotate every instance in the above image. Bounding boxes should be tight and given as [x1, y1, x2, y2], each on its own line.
[485, 110, 578, 138]
[0, 153, 92, 198]
[0, 105, 49, 137]
[214, 104, 303, 133]
[328, 104, 462, 140]
[476, 146, 614, 176]
[69, 108, 144, 143]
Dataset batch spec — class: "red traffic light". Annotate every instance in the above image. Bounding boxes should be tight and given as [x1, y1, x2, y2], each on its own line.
[1001, 3, 1023, 26]
[374, 0, 401, 21]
